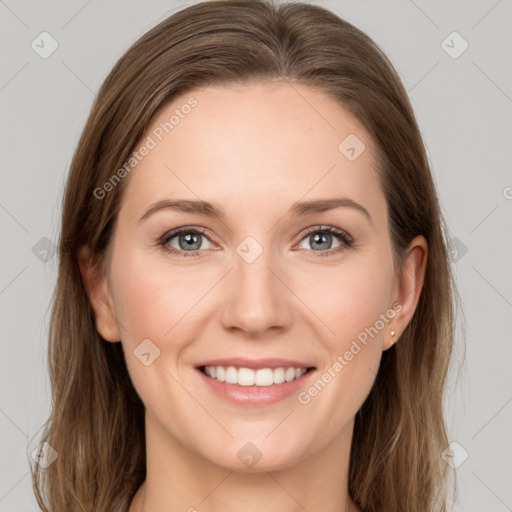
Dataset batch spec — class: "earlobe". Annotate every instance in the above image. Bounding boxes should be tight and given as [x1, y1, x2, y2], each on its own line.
[77, 245, 121, 343]
[384, 235, 428, 351]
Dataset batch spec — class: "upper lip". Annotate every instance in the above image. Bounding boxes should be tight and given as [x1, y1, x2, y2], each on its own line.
[195, 358, 316, 370]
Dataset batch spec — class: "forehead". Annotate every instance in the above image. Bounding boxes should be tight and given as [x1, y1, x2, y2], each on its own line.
[119, 81, 385, 224]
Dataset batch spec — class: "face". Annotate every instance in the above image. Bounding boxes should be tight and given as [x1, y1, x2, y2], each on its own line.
[84, 80, 424, 472]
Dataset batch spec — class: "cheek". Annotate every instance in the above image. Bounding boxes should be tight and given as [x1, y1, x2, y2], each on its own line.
[108, 252, 203, 420]
[110, 250, 209, 344]
[295, 257, 394, 412]
[300, 257, 394, 345]
[108, 249, 225, 395]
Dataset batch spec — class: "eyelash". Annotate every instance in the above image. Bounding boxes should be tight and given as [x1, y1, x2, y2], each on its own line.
[157, 225, 354, 258]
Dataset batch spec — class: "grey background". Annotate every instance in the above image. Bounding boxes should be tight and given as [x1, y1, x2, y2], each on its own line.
[1, 1, 511, 510]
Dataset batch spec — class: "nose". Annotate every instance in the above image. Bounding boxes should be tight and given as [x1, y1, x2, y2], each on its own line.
[220, 244, 293, 336]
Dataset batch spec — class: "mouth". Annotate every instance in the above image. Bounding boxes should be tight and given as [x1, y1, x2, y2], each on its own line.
[196, 364, 316, 387]
[194, 358, 318, 406]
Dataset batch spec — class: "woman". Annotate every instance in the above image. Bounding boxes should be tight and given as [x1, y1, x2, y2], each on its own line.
[31, 1, 458, 510]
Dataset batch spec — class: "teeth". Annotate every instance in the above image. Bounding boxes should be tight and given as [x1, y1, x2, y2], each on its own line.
[202, 365, 308, 386]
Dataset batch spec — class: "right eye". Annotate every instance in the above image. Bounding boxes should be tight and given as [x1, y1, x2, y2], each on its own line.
[159, 227, 215, 257]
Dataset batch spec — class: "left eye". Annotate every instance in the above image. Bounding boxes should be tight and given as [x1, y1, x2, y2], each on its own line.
[297, 230, 343, 252]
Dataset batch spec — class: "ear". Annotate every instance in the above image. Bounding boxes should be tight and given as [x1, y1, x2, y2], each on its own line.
[78, 245, 121, 343]
[383, 235, 428, 351]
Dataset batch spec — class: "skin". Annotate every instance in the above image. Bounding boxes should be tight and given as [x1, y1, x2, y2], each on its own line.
[79, 80, 427, 512]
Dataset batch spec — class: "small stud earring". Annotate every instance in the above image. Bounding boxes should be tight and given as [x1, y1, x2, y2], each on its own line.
[391, 330, 396, 337]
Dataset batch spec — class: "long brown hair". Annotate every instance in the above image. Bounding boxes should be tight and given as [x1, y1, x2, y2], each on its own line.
[31, 1, 459, 510]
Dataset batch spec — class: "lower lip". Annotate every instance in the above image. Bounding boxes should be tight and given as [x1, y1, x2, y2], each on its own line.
[195, 367, 316, 407]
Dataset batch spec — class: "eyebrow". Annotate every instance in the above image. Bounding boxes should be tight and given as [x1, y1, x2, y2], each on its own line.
[139, 197, 373, 225]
